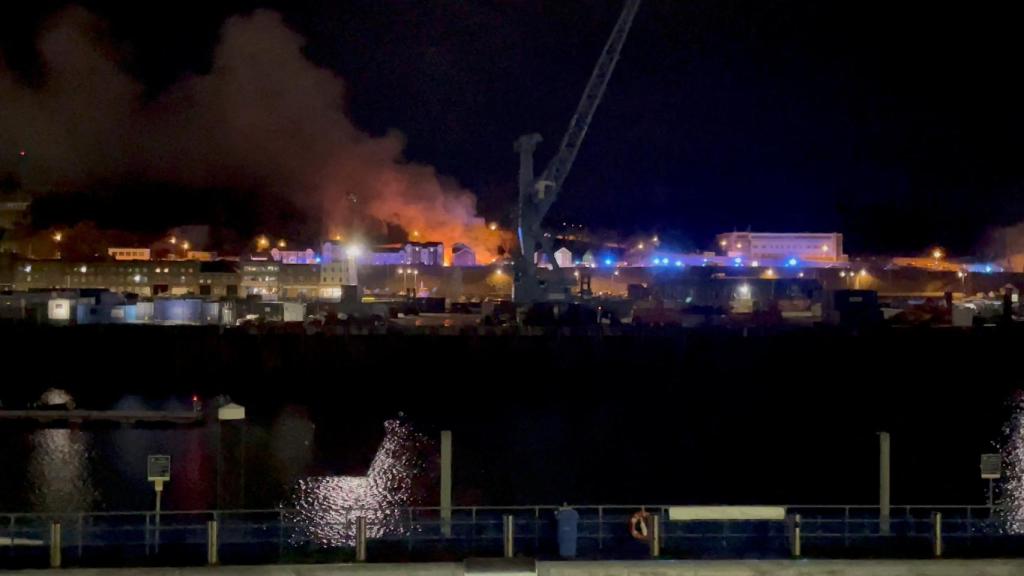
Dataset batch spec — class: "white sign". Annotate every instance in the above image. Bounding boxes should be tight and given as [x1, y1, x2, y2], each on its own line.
[147, 455, 171, 482]
[981, 453, 1001, 480]
[669, 506, 787, 521]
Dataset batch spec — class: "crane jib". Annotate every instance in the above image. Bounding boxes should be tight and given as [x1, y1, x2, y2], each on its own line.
[513, 0, 642, 304]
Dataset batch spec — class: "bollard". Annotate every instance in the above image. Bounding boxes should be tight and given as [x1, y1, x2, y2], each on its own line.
[355, 517, 367, 562]
[503, 515, 515, 558]
[649, 513, 660, 558]
[49, 521, 61, 569]
[790, 514, 802, 558]
[932, 512, 943, 558]
[207, 520, 219, 566]
[879, 432, 891, 536]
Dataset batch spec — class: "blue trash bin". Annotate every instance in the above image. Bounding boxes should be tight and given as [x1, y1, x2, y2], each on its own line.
[556, 506, 580, 559]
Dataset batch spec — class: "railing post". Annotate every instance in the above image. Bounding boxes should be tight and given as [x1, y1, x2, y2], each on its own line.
[77, 513, 83, 560]
[503, 514, 515, 558]
[278, 509, 284, 561]
[355, 516, 367, 562]
[8, 515, 14, 550]
[597, 506, 604, 550]
[790, 514, 802, 558]
[144, 513, 151, 556]
[471, 507, 477, 551]
[407, 508, 414, 552]
[879, 432, 891, 536]
[49, 521, 61, 569]
[932, 512, 942, 558]
[843, 507, 849, 549]
[207, 520, 219, 565]
[649, 512, 660, 558]
[534, 507, 540, 554]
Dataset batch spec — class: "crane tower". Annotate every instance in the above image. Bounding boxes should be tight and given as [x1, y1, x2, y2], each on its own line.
[513, 0, 642, 304]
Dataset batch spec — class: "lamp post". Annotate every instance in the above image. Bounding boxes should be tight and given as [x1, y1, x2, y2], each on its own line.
[216, 403, 246, 510]
[52, 231, 62, 260]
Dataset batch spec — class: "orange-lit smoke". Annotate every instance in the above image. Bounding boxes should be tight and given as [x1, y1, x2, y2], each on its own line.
[320, 146, 511, 262]
[0, 9, 509, 260]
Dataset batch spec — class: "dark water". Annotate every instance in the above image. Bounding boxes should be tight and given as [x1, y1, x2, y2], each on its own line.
[1, 324, 1020, 513]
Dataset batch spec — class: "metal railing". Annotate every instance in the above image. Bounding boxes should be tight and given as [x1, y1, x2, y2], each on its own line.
[1, 504, 1020, 568]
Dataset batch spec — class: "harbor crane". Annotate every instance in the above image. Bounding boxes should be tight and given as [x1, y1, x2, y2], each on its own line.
[513, 0, 642, 304]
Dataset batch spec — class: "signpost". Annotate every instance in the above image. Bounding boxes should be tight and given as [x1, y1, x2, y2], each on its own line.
[148, 455, 171, 553]
[981, 453, 1001, 507]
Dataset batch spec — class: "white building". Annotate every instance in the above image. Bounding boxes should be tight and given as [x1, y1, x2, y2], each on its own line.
[554, 247, 573, 268]
[320, 260, 358, 300]
[402, 242, 444, 266]
[368, 242, 445, 266]
[321, 241, 347, 264]
[271, 247, 316, 264]
[715, 232, 846, 263]
[370, 244, 408, 265]
[452, 243, 476, 266]
[107, 247, 151, 261]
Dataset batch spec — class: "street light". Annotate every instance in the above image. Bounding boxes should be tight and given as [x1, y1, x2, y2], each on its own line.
[488, 222, 498, 231]
[932, 248, 944, 260]
[397, 267, 416, 294]
[277, 239, 287, 249]
[182, 241, 191, 251]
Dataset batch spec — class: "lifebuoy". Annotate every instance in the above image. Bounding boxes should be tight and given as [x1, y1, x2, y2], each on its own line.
[629, 510, 651, 541]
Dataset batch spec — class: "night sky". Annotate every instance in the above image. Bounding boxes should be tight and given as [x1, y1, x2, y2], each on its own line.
[4, 1, 1024, 254]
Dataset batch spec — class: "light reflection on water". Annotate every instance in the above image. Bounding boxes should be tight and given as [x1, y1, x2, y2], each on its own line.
[286, 419, 432, 546]
[1001, 392, 1024, 532]
[4, 393, 429, 524]
[27, 428, 98, 513]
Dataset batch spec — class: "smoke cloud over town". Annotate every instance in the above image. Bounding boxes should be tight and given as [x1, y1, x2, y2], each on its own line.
[0, 7, 505, 259]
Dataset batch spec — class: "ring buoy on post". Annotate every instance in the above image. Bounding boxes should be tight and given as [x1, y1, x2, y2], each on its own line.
[629, 510, 651, 541]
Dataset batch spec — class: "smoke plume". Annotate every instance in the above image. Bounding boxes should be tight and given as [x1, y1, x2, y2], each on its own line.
[0, 7, 506, 261]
